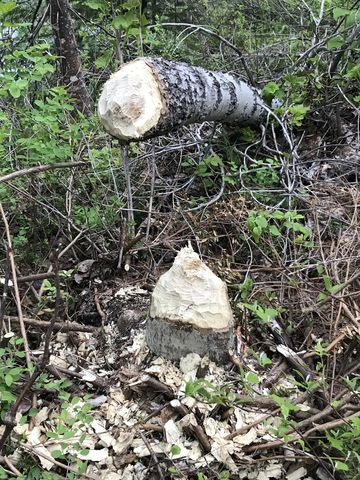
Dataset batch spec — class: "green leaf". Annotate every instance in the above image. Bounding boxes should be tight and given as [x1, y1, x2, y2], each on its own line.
[0, 2, 17, 14]
[170, 444, 181, 455]
[95, 53, 112, 68]
[5, 374, 13, 387]
[122, 0, 140, 8]
[51, 450, 63, 459]
[262, 81, 280, 102]
[259, 352, 272, 366]
[334, 461, 349, 471]
[272, 211, 285, 219]
[256, 216, 268, 228]
[269, 225, 281, 236]
[323, 275, 332, 292]
[112, 12, 137, 30]
[9, 84, 20, 98]
[327, 36, 343, 49]
[84, 0, 105, 10]
[345, 64, 360, 80]
[333, 7, 351, 20]
[288, 104, 309, 126]
[346, 10, 360, 26]
[245, 372, 260, 385]
[1, 390, 16, 401]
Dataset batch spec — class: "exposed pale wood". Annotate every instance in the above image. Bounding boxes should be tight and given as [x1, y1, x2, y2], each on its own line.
[146, 245, 234, 363]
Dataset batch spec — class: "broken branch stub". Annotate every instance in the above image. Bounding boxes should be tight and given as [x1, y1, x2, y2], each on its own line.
[146, 245, 234, 364]
[98, 57, 266, 141]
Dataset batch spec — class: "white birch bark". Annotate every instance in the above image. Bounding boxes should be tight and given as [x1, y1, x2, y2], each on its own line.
[98, 57, 266, 141]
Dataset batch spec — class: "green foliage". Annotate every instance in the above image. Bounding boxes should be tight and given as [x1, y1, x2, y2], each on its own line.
[242, 157, 280, 189]
[0, 336, 92, 477]
[242, 301, 280, 325]
[322, 416, 360, 477]
[247, 209, 311, 245]
[317, 275, 343, 301]
[185, 379, 237, 406]
[270, 394, 300, 419]
[250, 349, 273, 367]
[234, 276, 253, 301]
[0, 336, 28, 411]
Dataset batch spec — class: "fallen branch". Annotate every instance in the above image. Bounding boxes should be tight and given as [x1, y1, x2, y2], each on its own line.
[0, 161, 86, 184]
[5, 316, 98, 333]
[16, 272, 56, 284]
[47, 364, 108, 389]
[243, 410, 360, 453]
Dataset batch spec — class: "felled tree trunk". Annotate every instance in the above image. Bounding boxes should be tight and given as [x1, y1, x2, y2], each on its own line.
[146, 245, 234, 364]
[98, 57, 265, 141]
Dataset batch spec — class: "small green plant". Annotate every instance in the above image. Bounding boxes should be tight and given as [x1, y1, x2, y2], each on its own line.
[247, 209, 312, 245]
[242, 157, 280, 189]
[196, 473, 207, 480]
[234, 276, 253, 301]
[170, 444, 181, 456]
[217, 470, 230, 480]
[250, 349, 273, 367]
[242, 301, 281, 325]
[317, 275, 343, 301]
[238, 368, 260, 392]
[185, 379, 237, 405]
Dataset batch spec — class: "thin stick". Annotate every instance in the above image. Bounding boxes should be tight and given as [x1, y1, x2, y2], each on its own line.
[139, 431, 165, 480]
[16, 272, 56, 284]
[146, 142, 156, 242]
[3, 457, 22, 476]
[0, 161, 85, 184]
[0, 202, 31, 368]
[5, 315, 98, 333]
[122, 144, 135, 237]
[38, 230, 84, 298]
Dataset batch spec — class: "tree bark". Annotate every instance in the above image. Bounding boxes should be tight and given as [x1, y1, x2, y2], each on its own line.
[49, 0, 91, 116]
[98, 57, 265, 141]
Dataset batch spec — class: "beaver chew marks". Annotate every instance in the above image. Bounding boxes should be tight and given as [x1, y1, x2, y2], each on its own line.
[146, 245, 234, 364]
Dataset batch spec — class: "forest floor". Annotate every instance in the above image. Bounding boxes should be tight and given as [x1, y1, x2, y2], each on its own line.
[1, 120, 360, 480]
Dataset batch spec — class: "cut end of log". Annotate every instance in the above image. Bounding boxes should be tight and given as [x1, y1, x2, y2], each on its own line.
[146, 245, 234, 363]
[98, 59, 163, 140]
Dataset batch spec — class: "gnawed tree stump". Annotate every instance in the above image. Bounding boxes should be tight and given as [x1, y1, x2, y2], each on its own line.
[146, 245, 234, 363]
[98, 57, 266, 141]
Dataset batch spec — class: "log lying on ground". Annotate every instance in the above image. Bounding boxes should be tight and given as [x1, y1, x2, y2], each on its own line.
[98, 57, 266, 141]
[146, 245, 234, 363]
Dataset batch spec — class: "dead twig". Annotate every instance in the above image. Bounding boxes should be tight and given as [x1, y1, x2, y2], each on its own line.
[0, 202, 31, 367]
[139, 431, 165, 480]
[5, 315, 98, 333]
[47, 364, 108, 389]
[0, 161, 85, 184]
[16, 272, 56, 284]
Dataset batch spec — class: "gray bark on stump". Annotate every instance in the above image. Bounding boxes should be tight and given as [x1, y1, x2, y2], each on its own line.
[98, 57, 265, 141]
